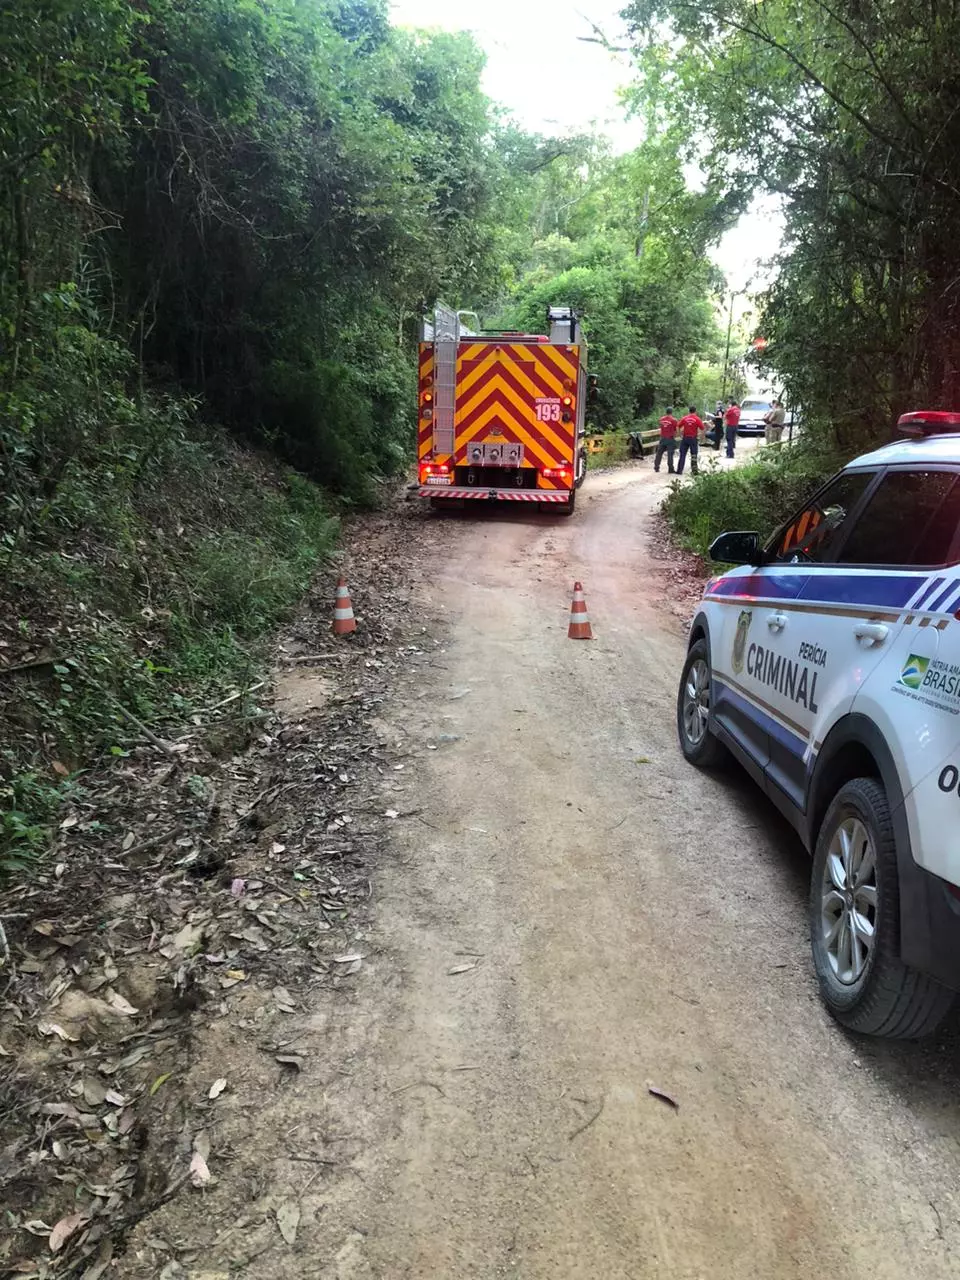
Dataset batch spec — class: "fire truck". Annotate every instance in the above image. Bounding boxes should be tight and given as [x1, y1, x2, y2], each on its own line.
[416, 305, 588, 514]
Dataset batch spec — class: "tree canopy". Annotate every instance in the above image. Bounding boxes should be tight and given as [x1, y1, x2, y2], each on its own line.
[623, 0, 960, 451]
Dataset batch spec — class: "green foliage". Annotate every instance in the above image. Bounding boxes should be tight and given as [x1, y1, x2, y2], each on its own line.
[1, 0, 514, 500]
[489, 131, 728, 425]
[0, 768, 65, 874]
[662, 447, 836, 558]
[623, 0, 960, 452]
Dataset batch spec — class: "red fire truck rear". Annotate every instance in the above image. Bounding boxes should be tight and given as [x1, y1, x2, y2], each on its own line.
[417, 305, 588, 514]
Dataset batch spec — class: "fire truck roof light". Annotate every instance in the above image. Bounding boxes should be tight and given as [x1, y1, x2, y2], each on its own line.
[897, 410, 960, 436]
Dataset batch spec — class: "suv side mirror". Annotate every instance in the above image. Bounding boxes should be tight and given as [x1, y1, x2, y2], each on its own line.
[709, 530, 763, 565]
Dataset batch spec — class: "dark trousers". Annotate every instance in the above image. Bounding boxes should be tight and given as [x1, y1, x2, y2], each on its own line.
[654, 437, 675, 472]
[711, 420, 723, 449]
[725, 426, 737, 457]
[677, 437, 699, 474]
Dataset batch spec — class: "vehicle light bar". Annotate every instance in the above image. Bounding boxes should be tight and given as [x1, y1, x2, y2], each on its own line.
[897, 410, 960, 436]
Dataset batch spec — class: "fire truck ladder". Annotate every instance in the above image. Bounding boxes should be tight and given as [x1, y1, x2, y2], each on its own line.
[432, 305, 458, 457]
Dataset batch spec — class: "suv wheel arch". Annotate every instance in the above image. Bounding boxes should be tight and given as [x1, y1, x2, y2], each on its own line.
[686, 611, 711, 654]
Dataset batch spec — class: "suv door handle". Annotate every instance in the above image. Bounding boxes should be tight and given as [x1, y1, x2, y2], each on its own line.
[767, 612, 788, 632]
[854, 622, 889, 645]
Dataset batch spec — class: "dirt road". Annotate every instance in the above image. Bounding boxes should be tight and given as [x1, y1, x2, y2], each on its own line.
[335, 464, 960, 1279]
[119, 459, 960, 1278]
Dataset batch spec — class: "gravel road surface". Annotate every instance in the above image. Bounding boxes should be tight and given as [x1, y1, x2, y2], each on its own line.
[343, 463, 960, 1279]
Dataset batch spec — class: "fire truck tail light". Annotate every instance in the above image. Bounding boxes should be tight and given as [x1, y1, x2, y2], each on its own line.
[422, 407, 433, 420]
[561, 395, 573, 407]
[420, 463, 449, 478]
[543, 467, 573, 484]
[422, 391, 433, 404]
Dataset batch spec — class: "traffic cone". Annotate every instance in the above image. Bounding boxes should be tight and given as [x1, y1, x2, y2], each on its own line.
[567, 581, 592, 639]
[332, 577, 357, 635]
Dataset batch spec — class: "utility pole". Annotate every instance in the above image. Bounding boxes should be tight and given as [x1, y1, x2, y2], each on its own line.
[721, 292, 736, 401]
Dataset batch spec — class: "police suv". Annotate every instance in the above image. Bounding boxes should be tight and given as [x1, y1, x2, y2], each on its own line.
[677, 410, 960, 1038]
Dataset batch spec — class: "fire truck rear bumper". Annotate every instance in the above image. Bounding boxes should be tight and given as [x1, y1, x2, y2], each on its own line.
[418, 487, 572, 503]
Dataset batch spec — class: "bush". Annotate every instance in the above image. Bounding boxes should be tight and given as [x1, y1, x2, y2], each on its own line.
[661, 445, 837, 557]
[586, 429, 631, 467]
[0, 334, 337, 872]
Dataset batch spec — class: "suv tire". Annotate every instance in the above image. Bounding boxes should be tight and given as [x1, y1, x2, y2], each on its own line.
[677, 639, 725, 768]
[810, 777, 954, 1038]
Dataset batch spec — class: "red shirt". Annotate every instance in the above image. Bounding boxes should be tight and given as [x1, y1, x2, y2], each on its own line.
[724, 404, 741, 427]
[658, 415, 678, 438]
[678, 413, 703, 438]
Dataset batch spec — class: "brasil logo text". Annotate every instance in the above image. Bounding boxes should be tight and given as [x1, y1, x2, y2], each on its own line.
[899, 654, 930, 690]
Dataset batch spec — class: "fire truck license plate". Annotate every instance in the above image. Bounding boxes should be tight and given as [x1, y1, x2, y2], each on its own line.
[424, 475, 451, 486]
[535, 398, 561, 422]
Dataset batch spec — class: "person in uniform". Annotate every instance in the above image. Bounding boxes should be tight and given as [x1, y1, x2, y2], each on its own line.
[764, 400, 787, 446]
[724, 399, 741, 458]
[654, 406, 678, 473]
[676, 405, 704, 475]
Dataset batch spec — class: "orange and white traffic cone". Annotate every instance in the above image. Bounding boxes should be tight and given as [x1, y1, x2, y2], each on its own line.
[567, 581, 593, 640]
[332, 577, 357, 635]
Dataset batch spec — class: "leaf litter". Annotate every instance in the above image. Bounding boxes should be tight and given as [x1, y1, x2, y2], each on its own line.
[0, 491, 438, 1276]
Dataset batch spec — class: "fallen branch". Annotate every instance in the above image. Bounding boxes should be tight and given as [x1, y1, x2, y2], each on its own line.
[191, 680, 267, 718]
[0, 657, 56, 680]
[288, 653, 351, 664]
[110, 701, 179, 754]
[116, 826, 185, 861]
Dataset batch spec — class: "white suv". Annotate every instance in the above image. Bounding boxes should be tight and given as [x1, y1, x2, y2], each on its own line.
[735, 395, 774, 435]
[677, 410, 960, 1037]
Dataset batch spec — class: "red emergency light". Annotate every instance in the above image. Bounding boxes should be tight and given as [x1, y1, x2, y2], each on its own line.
[897, 410, 960, 436]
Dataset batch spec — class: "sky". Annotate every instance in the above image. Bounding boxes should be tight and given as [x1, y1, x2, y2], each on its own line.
[389, 0, 784, 294]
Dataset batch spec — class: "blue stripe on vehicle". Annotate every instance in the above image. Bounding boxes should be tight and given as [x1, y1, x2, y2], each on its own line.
[796, 573, 921, 608]
[928, 580, 959, 612]
[708, 570, 960, 613]
[912, 575, 945, 609]
[714, 678, 809, 759]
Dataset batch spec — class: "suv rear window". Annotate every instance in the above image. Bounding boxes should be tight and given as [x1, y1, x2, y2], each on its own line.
[838, 469, 960, 567]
